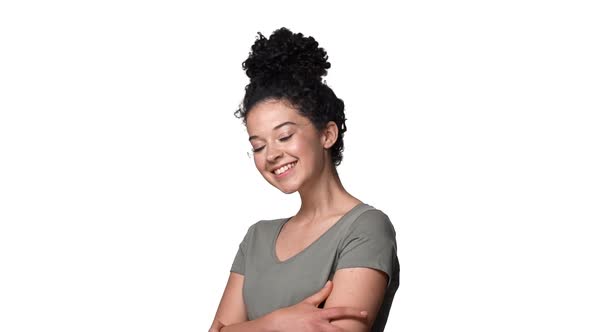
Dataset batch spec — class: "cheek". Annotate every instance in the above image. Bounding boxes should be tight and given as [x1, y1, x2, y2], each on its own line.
[254, 158, 265, 172]
[294, 138, 321, 159]
[289, 137, 313, 155]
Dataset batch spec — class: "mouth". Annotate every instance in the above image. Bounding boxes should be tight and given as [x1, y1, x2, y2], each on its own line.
[272, 161, 298, 178]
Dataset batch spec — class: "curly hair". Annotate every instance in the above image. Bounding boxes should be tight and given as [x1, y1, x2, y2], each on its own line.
[234, 27, 348, 167]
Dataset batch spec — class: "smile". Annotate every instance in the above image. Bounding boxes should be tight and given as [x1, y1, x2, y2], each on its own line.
[273, 161, 297, 177]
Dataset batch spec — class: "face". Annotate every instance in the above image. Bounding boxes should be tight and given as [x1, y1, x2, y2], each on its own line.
[246, 99, 336, 194]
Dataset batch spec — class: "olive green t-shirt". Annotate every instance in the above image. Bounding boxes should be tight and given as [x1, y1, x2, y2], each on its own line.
[230, 203, 400, 332]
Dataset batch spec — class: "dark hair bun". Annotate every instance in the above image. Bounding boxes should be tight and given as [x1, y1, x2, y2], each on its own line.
[243, 27, 330, 85]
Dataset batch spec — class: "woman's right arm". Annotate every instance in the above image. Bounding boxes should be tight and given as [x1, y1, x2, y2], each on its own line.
[210, 277, 369, 332]
[209, 272, 254, 330]
[209, 272, 279, 332]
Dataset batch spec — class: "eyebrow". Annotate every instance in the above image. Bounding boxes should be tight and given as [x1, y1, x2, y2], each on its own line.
[248, 121, 296, 141]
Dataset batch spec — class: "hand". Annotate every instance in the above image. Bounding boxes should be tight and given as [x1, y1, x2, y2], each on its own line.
[266, 280, 368, 332]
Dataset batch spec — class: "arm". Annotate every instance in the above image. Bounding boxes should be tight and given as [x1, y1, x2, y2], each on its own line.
[323, 267, 388, 332]
[209, 272, 251, 331]
[211, 279, 369, 332]
[210, 223, 255, 331]
[208, 272, 303, 332]
[210, 226, 279, 331]
[323, 209, 398, 331]
[217, 314, 274, 332]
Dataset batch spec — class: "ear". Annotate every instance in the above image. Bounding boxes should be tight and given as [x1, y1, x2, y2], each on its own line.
[321, 121, 339, 149]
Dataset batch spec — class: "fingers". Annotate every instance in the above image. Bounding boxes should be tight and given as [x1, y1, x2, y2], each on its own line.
[319, 321, 346, 332]
[303, 280, 333, 306]
[318, 306, 368, 321]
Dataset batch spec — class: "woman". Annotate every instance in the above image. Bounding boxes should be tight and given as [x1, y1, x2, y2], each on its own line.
[210, 27, 400, 332]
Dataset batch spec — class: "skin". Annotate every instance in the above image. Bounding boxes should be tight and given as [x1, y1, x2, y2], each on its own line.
[209, 98, 388, 332]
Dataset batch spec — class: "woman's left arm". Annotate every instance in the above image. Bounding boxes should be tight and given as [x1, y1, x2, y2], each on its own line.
[323, 267, 388, 332]
[324, 209, 398, 332]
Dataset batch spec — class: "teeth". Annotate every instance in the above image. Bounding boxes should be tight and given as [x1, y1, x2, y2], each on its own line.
[274, 162, 296, 175]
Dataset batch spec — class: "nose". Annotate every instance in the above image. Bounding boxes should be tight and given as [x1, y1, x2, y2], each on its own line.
[265, 141, 283, 162]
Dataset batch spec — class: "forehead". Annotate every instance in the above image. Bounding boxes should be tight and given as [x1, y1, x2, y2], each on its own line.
[246, 99, 308, 135]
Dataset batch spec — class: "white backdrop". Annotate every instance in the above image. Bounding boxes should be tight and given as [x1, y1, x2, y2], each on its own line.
[1, 1, 588, 331]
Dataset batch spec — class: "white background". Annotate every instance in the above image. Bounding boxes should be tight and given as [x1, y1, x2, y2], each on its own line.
[1, 1, 589, 331]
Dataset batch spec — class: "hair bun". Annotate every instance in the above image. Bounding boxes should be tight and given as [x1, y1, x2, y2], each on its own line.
[243, 27, 330, 85]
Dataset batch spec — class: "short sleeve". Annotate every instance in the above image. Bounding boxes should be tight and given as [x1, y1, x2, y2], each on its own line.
[335, 209, 399, 288]
[230, 224, 254, 275]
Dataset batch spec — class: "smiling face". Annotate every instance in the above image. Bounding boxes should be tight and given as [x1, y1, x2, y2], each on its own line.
[246, 99, 333, 194]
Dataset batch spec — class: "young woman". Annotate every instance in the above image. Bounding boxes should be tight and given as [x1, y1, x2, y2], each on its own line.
[209, 27, 400, 332]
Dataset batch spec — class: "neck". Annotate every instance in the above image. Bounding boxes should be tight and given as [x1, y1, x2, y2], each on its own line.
[296, 161, 357, 221]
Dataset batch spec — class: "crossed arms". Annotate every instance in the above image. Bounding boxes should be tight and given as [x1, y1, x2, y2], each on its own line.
[209, 267, 388, 332]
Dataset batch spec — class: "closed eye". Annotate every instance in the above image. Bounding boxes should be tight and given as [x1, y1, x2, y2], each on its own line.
[279, 134, 293, 142]
[251, 134, 293, 154]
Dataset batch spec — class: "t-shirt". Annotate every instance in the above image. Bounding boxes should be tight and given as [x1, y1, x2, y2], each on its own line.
[230, 203, 400, 332]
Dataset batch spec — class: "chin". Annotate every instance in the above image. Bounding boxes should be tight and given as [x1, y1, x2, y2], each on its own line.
[278, 186, 299, 194]
[267, 178, 299, 194]
[263, 169, 303, 194]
